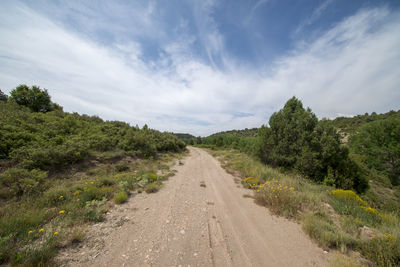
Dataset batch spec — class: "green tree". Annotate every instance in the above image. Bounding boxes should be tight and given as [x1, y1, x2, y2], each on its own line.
[196, 136, 202, 144]
[0, 89, 8, 102]
[259, 97, 318, 167]
[351, 119, 400, 185]
[259, 97, 367, 192]
[9, 84, 52, 112]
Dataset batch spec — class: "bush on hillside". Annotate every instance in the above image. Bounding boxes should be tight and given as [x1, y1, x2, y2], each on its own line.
[9, 85, 52, 113]
[0, 168, 48, 199]
[351, 119, 400, 186]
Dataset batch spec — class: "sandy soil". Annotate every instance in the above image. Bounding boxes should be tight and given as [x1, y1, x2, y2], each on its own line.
[57, 147, 328, 267]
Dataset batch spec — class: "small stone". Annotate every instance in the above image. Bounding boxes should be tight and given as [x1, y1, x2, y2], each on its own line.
[193, 253, 198, 256]
[180, 229, 185, 235]
[323, 251, 328, 254]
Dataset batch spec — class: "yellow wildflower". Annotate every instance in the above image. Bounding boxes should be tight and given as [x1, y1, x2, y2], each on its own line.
[54, 232, 58, 236]
[39, 229, 44, 233]
[59, 210, 65, 214]
[28, 230, 33, 235]
[59, 195, 64, 199]
[90, 181, 94, 184]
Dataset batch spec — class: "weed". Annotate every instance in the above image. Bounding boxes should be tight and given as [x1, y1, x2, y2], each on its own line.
[144, 182, 162, 193]
[115, 163, 130, 172]
[114, 191, 128, 204]
[254, 179, 300, 218]
[360, 233, 400, 266]
[200, 181, 206, 187]
[303, 212, 357, 251]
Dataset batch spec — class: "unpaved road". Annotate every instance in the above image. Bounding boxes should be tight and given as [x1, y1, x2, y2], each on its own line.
[58, 147, 327, 266]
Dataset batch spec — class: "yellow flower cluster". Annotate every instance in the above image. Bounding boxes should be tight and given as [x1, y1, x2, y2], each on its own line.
[73, 190, 81, 196]
[330, 189, 367, 206]
[256, 179, 294, 200]
[244, 176, 254, 182]
[360, 206, 379, 215]
[28, 228, 45, 235]
[384, 233, 394, 240]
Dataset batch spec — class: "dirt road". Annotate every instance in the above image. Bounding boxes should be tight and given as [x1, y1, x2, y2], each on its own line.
[59, 147, 327, 266]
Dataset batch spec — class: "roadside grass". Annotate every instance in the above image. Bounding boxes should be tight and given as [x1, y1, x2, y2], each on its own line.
[207, 148, 400, 267]
[0, 151, 183, 266]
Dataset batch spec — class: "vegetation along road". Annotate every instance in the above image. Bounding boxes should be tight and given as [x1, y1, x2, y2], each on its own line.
[58, 147, 327, 266]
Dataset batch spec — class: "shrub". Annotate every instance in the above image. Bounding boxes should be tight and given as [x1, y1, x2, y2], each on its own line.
[330, 189, 367, 206]
[114, 191, 128, 204]
[80, 186, 108, 202]
[84, 197, 107, 222]
[360, 233, 400, 266]
[43, 186, 69, 206]
[98, 177, 115, 186]
[84, 209, 104, 222]
[115, 163, 130, 172]
[0, 168, 47, 198]
[144, 182, 162, 193]
[242, 176, 261, 188]
[254, 179, 300, 217]
[329, 189, 385, 226]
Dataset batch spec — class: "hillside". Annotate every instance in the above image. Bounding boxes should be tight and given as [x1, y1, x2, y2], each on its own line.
[331, 109, 400, 136]
[0, 87, 186, 265]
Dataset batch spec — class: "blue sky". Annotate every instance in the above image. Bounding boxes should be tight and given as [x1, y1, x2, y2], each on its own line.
[1, 0, 400, 136]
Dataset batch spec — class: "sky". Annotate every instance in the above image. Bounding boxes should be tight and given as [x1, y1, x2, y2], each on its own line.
[1, 0, 400, 136]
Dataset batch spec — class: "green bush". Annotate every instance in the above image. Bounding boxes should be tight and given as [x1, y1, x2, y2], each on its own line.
[351, 119, 400, 186]
[115, 163, 130, 172]
[43, 186, 69, 206]
[144, 182, 162, 193]
[114, 191, 128, 204]
[0, 168, 47, 199]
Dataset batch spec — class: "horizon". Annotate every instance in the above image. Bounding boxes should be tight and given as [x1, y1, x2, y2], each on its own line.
[1, 0, 400, 136]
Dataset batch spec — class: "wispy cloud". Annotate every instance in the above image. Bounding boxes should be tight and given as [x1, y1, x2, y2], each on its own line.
[245, 0, 270, 25]
[0, 2, 399, 136]
[294, 0, 334, 35]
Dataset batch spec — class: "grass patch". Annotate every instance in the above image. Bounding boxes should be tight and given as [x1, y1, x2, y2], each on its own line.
[144, 182, 162, 193]
[114, 191, 128, 204]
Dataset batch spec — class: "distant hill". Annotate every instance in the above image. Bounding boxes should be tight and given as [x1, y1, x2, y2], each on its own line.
[174, 133, 196, 144]
[207, 128, 259, 138]
[331, 109, 400, 135]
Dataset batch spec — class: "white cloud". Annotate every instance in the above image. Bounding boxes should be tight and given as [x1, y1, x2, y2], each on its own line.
[0, 3, 399, 136]
[294, 0, 334, 34]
